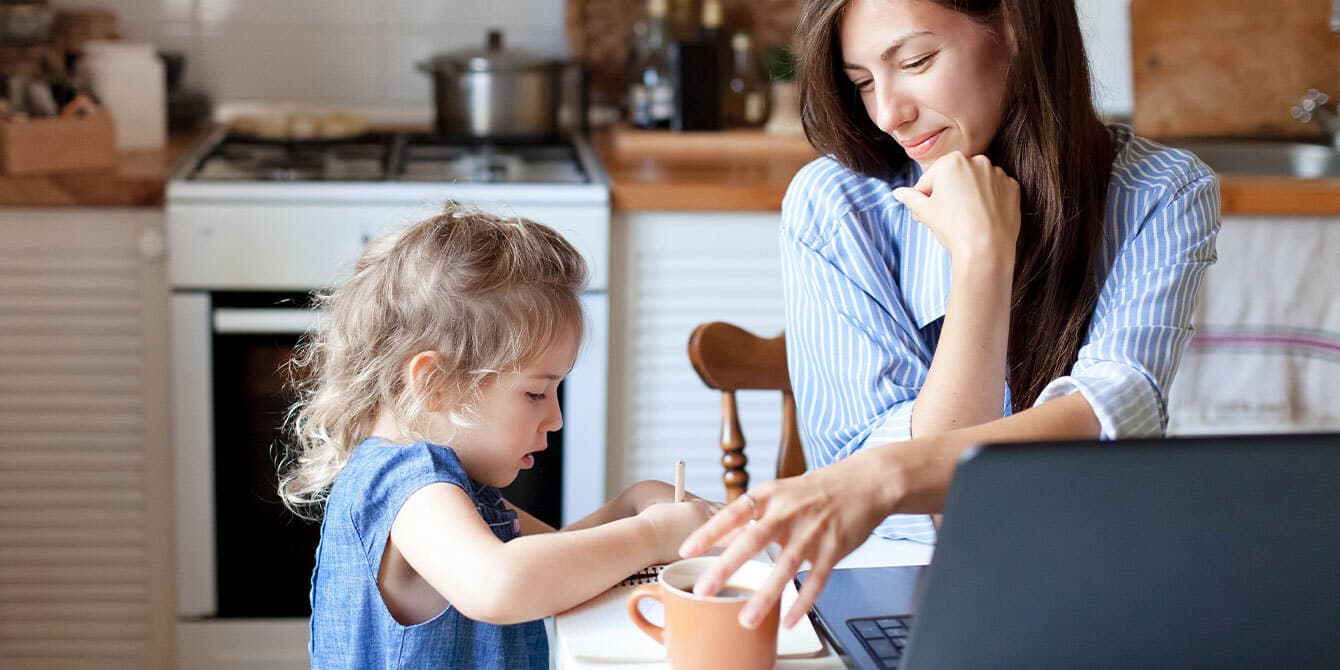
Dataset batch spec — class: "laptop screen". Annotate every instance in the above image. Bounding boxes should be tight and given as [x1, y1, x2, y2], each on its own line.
[805, 434, 1340, 669]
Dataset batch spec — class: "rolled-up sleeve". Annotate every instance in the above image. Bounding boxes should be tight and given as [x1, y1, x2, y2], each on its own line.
[781, 164, 931, 466]
[1035, 172, 1220, 438]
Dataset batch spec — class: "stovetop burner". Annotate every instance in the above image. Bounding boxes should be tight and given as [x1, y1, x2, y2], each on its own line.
[191, 134, 394, 182]
[188, 132, 591, 184]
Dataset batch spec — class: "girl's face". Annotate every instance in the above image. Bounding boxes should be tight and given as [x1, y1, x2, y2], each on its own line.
[444, 327, 580, 488]
[838, 0, 1013, 170]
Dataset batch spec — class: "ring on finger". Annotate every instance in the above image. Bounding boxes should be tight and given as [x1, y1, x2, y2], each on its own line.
[739, 492, 759, 520]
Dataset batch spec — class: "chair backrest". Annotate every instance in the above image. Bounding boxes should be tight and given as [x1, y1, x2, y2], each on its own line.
[687, 321, 806, 502]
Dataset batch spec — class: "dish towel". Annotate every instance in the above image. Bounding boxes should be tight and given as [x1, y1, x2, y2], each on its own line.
[1167, 216, 1340, 433]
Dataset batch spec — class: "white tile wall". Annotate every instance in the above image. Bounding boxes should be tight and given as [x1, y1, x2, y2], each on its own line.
[73, 1, 1132, 113]
[70, 0, 569, 106]
[1076, 0, 1134, 117]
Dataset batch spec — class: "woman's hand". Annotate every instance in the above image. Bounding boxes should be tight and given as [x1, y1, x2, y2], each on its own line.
[892, 151, 1020, 264]
[677, 450, 902, 630]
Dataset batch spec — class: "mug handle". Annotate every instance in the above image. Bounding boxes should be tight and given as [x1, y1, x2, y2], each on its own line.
[626, 584, 666, 645]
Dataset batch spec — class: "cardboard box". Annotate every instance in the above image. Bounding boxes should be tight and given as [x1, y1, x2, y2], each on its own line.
[0, 110, 116, 175]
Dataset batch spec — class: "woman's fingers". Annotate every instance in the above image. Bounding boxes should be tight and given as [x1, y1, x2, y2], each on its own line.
[679, 493, 754, 558]
[892, 186, 930, 218]
[740, 541, 809, 628]
[784, 543, 842, 628]
[690, 512, 776, 598]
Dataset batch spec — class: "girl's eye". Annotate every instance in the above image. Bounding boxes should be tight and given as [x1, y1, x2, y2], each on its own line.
[852, 78, 873, 92]
[902, 53, 934, 70]
[526, 392, 546, 402]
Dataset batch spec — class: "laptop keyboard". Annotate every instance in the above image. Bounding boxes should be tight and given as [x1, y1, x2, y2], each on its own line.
[847, 615, 914, 669]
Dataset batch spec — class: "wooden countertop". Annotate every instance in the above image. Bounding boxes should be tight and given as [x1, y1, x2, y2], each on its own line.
[5, 124, 1339, 214]
[0, 129, 209, 208]
[1217, 177, 1340, 216]
[597, 127, 818, 213]
[600, 127, 1340, 215]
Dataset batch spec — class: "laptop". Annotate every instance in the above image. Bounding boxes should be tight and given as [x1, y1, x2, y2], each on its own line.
[797, 433, 1340, 669]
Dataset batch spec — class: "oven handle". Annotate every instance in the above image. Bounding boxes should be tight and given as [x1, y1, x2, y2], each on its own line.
[212, 307, 321, 335]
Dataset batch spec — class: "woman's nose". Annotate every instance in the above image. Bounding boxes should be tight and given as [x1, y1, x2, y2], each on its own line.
[871, 81, 916, 135]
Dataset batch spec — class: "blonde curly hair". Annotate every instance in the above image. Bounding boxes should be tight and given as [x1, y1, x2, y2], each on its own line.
[277, 202, 588, 519]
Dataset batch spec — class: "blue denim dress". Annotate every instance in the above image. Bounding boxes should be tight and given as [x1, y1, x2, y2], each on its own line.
[310, 438, 548, 669]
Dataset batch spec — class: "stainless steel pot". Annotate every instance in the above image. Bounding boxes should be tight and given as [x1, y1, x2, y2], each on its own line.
[417, 30, 567, 139]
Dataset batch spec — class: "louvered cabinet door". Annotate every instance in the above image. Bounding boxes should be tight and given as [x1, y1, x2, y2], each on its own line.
[609, 212, 787, 500]
[0, 210, 172, 670]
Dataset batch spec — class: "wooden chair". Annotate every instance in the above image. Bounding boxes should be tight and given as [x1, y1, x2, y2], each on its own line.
[687, 322, 806, 502]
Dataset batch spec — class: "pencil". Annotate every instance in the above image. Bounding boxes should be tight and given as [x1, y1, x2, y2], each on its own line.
[674, 460, 685, 503]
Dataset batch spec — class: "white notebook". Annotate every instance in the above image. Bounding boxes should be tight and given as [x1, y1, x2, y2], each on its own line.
[555, 559, 824, 663]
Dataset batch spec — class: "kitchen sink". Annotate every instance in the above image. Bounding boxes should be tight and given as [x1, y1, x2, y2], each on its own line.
[1165, 139, 1340, 179]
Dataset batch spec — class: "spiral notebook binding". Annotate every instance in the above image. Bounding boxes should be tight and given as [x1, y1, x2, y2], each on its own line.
[616, 564, 665, 587]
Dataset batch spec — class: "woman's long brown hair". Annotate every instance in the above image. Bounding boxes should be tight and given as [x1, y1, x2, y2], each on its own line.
[794, 0, 1113, 412]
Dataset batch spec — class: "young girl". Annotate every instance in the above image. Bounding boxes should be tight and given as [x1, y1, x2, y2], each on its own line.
[278, 203, 715, 669]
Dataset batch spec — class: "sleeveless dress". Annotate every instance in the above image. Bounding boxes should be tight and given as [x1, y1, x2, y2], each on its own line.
[309, 438, 548, 669]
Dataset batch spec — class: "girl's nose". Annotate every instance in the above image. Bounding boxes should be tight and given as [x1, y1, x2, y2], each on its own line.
[544, 397, 564, 432]
[872, 81, 916, 136]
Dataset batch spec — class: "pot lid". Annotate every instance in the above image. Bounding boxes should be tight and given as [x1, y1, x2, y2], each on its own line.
[425, 29, 556, 73]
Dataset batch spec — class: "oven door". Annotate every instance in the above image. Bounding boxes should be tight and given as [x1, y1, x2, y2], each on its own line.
[172, 291, 568, 619]
[173, 292, 319, 618]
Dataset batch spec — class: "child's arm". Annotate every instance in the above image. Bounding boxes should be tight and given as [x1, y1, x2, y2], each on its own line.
[562, 480, 718, 532]
[502, 499, 557, 535]
[502, 481, 683, 535]
[392, 482, 713, 625]
[506, 481, 718, 535]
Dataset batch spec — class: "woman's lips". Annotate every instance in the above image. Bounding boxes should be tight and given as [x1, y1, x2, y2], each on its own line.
[521, 453, 535, 469]
[901, 129, 944, 159]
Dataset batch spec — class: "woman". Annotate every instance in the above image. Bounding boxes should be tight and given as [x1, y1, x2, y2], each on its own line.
[679, 0, 1220, 630]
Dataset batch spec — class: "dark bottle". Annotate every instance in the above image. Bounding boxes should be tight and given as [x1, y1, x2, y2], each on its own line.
[698, 0, 726, 86]
[628, 0, 674, 129]
[669, 0, 699, 42]
[723, 31, 769, 128]
[699, 0, 723, 44]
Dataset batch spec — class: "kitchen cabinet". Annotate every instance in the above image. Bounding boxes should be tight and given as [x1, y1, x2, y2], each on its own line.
[609, 211, 788, 500]
[0, 209, 173, 669]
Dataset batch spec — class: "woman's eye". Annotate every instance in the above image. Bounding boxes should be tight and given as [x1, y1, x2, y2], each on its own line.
[902, 53, 934, 70]
[852, 79, 873, 92]
[526, 392, 546, 401]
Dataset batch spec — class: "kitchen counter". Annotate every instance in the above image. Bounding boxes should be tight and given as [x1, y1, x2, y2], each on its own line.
[0, 128, 210, 207]
[1217, 177, 1340, 215]
[599, 127, 1340, 215]
[596, 127, 818, 212]
[7, 125, 1340, 213]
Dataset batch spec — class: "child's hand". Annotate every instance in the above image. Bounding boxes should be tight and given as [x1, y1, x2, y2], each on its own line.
[621, 480, 723, 516]
[638, 500, 716, 564]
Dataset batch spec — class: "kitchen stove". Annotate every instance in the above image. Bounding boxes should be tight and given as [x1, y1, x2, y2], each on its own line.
[399, 136, 589, 184]
[167, 128, 609, 668]
[183, 131, 591, 184]
[190, 135, 391, 182]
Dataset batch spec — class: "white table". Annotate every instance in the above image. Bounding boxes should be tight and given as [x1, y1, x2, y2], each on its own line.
[551, 535, 934, 669]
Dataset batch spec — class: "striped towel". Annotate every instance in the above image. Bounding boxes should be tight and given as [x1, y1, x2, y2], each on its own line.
[1167, 217, 1340, 432]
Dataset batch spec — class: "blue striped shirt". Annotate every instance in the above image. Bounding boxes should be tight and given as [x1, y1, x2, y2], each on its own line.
[779, 125, 1220, 543]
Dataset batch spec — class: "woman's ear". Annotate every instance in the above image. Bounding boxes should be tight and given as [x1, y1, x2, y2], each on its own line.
[405, 350, 446, 412]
